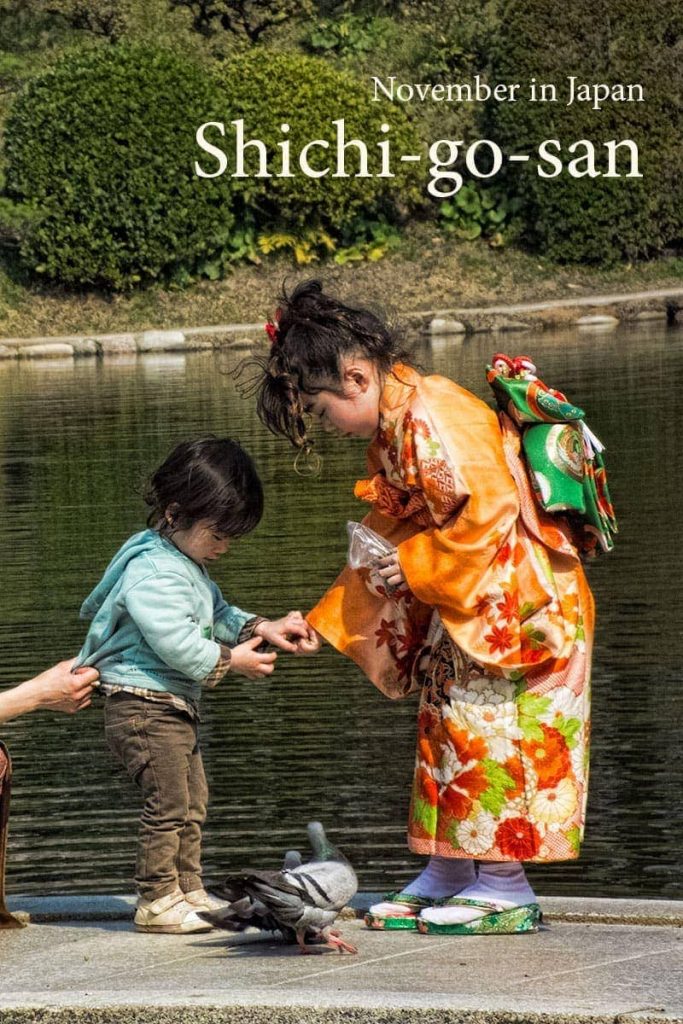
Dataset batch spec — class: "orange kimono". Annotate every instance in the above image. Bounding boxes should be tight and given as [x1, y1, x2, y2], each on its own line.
[308, 365, 594, 863]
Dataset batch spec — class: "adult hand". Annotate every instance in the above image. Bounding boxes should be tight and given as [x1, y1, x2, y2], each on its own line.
[254, 611, 314, 653]
[0, 658, 98, 723]
[32, 659, 98, 714]
[230, 637, 277, 680]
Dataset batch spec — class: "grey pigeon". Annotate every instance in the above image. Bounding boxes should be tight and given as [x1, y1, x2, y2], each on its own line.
[203, 822, 358, 953]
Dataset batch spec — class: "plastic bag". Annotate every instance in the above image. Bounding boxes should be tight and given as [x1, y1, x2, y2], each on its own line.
[347, 521, 394, 568]
[346, 521, 399, 595]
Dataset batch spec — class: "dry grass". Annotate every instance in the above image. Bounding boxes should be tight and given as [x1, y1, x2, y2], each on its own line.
[0, 222, 681, 338]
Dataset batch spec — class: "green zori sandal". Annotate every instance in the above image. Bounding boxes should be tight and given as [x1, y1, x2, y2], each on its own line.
[364, 892, 441, 931]
[416, 898, 543, 936]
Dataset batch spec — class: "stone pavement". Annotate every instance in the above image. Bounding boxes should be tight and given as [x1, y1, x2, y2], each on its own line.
[1, 897, 682, 1023]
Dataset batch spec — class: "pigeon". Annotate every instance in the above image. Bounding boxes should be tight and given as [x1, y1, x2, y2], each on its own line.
[202, 822, 358, 954]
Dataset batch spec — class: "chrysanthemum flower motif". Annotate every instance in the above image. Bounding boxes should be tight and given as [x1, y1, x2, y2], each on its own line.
[521, 724, 571, 790]
[447, 700, 521, 763]
[529, 778, 578, 824]
[547, 685, 583, 722]
[495, 816, 541, 860]
[448, 675, 516, 707]
[456, 812, 496, 855]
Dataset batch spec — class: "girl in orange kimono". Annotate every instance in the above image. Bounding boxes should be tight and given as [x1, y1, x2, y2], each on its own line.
[254, 280, 594, 936]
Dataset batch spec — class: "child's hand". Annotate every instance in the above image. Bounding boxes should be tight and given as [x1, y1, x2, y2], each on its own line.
[376, 553, 408, 590]
[293, 629, 322, 656]
[254, 611, 313, 653]
[230, 636, 277, 680]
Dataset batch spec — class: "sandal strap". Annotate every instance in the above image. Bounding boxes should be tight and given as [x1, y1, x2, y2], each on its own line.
[381, 891, 436, 908]
[438, 897, 512, 914]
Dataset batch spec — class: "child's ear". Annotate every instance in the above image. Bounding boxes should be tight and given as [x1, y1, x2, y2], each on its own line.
[164, 501, 180, 525]
[344, 363, 371, 392]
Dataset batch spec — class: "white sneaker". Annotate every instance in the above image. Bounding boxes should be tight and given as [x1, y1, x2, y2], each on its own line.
[183, 888, 231, 913]
[134, 888, 213, 934]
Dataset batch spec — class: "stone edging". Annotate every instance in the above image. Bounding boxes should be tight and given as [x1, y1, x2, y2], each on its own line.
[0, 289, 681, 360]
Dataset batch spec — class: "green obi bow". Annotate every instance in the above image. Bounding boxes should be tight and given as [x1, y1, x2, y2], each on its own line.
[486, 353, 617, 557]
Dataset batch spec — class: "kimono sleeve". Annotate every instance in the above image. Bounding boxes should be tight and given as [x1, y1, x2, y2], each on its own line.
[396, 378, 560, 678]
[306, 510, 433, 700]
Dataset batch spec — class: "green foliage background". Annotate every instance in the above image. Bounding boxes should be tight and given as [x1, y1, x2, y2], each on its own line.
[4, 44, 233, 288]
[219, 50, 422, 231]
[486, 0, 683, 264]
[0, 0, 679, 289]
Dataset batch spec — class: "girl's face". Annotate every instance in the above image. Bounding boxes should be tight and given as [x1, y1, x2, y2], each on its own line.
[168, 518, 231, 565]
[301, 357, 382, 439]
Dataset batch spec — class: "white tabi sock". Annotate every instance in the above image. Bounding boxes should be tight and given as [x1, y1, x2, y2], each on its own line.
[419, 861, 537, 925]
[369, 857, 476, 917]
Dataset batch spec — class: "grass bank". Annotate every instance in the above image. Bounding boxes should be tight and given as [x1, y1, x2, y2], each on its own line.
[1, 223, 681, 338]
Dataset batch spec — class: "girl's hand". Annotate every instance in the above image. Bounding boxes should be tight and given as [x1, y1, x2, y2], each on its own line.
[376, 553, 407, 590]
[230, 637, 277, 680]
[254, 611, 312, 653]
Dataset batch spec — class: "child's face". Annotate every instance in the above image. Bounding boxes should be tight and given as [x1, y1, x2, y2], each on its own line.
[301, 357, 381, 439]
[169, 519, 231, 565]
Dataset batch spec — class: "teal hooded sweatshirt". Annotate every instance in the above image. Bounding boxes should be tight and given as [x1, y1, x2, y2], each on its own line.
[77, 529, 253, 704]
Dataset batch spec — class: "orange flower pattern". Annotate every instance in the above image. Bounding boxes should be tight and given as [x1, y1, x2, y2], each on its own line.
[307, 366, 594, 862]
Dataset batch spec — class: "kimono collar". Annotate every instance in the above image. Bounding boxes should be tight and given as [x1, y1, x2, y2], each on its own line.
[355, 363, 433, 525]
[378, 363, 419, 417]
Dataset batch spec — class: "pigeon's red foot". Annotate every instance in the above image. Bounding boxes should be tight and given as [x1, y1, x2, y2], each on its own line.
[324, 927, 358, 954]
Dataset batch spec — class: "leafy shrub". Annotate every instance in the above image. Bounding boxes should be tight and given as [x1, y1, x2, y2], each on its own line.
[4, 43, 234, 288]
[305, 13, 386, 58]
[438, 184, 521, 247]
[398, 0, 498, 83]
[219, 50, 422, 237]
[486, 0, 682, 264]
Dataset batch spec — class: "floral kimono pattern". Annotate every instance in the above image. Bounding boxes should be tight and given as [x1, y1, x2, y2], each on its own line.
[307, 365, 594, 863]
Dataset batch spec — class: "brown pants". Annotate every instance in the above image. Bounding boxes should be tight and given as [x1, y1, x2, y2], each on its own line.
[104, 694, 208, 902]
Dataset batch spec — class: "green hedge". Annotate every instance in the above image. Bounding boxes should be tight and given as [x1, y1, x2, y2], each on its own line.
[486, 0, 682, 264]
[218, 50, 423, 234]
[4, 43, 233, 289]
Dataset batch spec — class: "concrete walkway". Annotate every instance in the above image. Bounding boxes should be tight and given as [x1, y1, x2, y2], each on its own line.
[2, 896, 682, 1023]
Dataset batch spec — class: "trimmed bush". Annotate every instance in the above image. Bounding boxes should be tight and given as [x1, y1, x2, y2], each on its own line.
[486, 0, 682, 264]
[218, 50, 422, 235]
[4, 43, 233, 289]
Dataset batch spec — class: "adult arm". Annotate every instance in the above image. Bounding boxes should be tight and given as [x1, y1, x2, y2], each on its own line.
[0, 659, 98, 723]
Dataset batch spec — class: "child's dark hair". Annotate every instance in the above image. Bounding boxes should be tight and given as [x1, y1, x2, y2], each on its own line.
[145, 436, 263, 538]
[246, 279, 411, 453]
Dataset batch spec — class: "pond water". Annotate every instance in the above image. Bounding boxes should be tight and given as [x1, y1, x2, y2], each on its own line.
[1, 323, 681, 900]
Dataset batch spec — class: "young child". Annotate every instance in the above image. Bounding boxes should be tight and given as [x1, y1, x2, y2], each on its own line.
[253, 280, 595, 936]
[78, 436, 313, 934]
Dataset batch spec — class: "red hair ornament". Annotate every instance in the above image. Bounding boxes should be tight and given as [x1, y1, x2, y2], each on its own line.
[264, 306, 283, 347]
